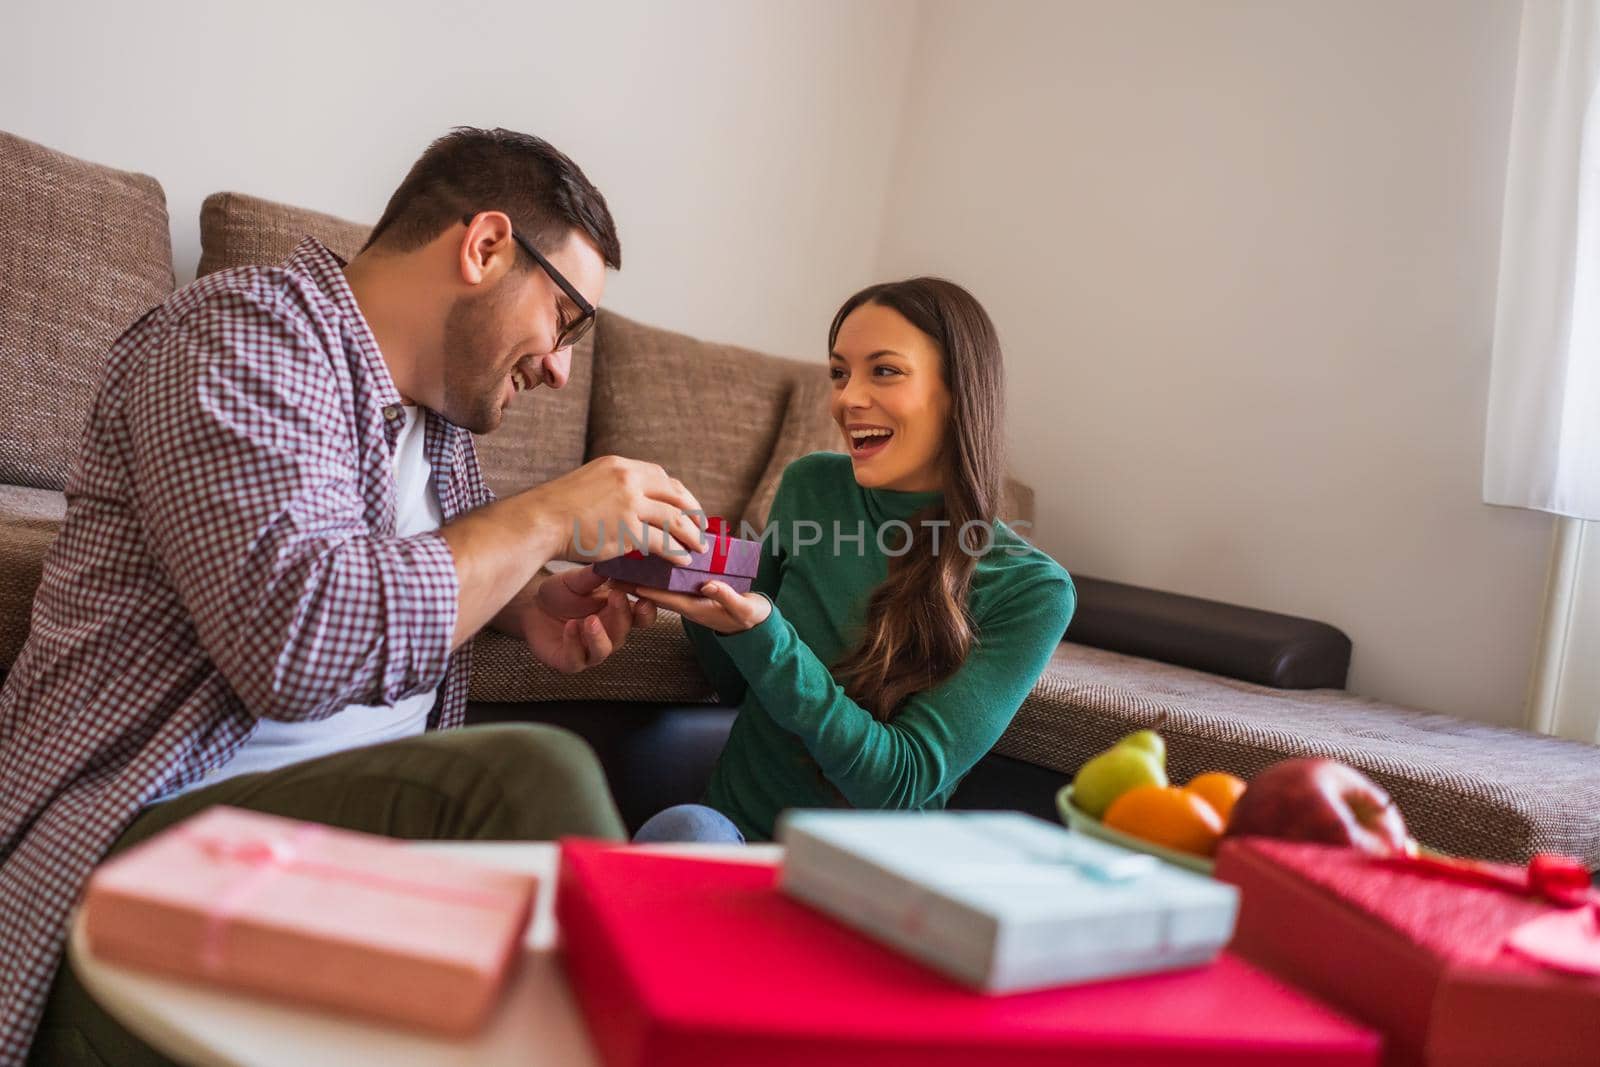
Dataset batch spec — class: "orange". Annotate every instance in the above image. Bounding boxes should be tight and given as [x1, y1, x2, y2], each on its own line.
[1185, 772, 1248, 825]
[1102, 785, 1227, 857]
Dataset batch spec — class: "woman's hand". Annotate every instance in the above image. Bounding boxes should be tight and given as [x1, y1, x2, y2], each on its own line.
[622, 580, 772, 635]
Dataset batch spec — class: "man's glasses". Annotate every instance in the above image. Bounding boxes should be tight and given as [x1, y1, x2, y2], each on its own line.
[461, 213, 596, 352]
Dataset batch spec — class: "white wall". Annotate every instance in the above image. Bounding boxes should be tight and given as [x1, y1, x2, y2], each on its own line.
[875, 0, 1551, 725]
[0, 0, 919, 360]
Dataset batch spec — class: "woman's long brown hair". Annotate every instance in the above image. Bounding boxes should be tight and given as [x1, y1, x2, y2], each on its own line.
[828, 278, 1005, 720]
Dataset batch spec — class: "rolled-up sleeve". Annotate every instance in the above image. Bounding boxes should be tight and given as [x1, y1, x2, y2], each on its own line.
[126, 285, 457, 722]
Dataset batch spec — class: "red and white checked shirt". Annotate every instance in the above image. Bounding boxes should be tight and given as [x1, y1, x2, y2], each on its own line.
[0, 239, 491, 1061]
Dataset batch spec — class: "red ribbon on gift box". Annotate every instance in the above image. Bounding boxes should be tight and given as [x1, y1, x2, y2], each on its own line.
[622, 516, 734, 573]
[706, 516, 731, 575]
[1372, 851, 1592, 908]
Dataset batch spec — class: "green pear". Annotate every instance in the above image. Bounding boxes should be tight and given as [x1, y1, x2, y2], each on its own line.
[1072, 744, 1168, 818]
[1119, 729, 1166, 767]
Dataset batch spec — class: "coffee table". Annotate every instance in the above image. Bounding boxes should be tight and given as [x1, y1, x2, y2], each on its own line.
[68, 841, 781, 1067]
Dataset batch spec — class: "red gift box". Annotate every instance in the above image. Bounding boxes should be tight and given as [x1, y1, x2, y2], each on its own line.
[83, 807, 538, 1034]
[1214, 837, 1600, 1067]
[555, 840, 1378, 1067]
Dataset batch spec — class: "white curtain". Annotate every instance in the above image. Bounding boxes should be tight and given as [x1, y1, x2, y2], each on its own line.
[1485, 0, 1600, 520]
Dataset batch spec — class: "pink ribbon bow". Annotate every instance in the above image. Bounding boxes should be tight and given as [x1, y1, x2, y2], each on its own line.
[187, 826, 513, 974]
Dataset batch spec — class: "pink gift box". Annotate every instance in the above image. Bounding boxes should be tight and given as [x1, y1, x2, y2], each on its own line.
[594, 516, 762, 595]
[82, 806, 537, 1035]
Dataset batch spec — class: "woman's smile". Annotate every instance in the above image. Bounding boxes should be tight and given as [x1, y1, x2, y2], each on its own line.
[845, 422, 895, 460]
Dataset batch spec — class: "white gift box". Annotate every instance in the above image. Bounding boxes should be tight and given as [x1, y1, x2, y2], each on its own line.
[777, 811, 1239, 994]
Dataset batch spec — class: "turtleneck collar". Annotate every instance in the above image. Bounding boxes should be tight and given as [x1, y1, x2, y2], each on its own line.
[861, 481, 945, 526]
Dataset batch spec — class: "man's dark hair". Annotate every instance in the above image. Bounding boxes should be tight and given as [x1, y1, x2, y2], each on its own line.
[362, 127, 621, 269]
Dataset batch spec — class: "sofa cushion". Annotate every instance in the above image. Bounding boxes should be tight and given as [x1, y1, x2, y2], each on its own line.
[470, 609, 714, 705]
[999, 642, 1600, 867]
[471, 328, 596, 499]
[0, 485, 67, 667]
[587, 312, 817, 524]
[0, 132, 175, 491]
[196, 191, 370, 277]
[741, 372, 842, 529]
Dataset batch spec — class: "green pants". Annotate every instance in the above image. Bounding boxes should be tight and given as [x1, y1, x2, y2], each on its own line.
[29, 723, 625, 1067]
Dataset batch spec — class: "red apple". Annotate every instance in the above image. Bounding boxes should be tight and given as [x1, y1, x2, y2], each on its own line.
[1225, 758, 1410, 856]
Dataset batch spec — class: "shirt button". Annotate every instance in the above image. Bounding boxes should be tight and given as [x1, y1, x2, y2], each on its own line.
[383, 406, 400, 421]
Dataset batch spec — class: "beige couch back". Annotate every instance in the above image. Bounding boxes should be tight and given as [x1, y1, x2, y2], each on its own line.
[0, 131, 176, 491]
[586, 312, 836, 524]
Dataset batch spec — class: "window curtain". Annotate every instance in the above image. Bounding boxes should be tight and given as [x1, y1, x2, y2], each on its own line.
[1485, 0, 1600, 520]
[1490, 2, 1600, 743]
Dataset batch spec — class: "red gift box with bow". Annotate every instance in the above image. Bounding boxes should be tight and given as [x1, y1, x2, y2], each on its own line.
[1214, 837, 1600, 1066]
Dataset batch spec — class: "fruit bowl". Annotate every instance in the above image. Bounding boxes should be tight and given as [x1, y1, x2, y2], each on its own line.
[1056, 785, 1216, 876]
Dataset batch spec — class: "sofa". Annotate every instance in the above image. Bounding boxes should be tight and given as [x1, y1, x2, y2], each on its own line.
[4, 129, 1599, 866]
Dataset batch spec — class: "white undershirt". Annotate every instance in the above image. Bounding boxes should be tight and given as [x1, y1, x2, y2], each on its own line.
[165, 406, 443, 799]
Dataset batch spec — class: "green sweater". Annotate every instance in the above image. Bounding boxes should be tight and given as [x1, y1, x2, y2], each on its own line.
[689, 451, 1076, 841]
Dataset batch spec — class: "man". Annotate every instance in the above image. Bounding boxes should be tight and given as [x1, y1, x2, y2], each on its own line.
[0, 127, 707, 1064]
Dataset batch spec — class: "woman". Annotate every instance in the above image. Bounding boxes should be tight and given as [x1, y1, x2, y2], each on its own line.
[626, 278, 1076, 842]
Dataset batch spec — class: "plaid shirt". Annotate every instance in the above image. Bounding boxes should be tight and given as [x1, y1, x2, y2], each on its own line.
[0, 239, 490, 1062]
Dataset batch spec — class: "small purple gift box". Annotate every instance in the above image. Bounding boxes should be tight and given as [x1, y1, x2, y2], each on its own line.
[593, 517, 762, 594]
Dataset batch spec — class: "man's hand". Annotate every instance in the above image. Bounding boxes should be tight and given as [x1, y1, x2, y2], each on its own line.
[440, 456, 703, 652]
[533, 455, 708, 562]
[503, 567, 657, 674]
[621, 580, 771, 635]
